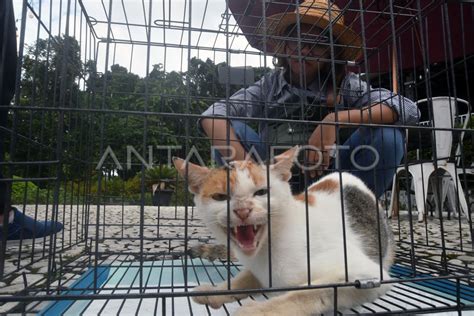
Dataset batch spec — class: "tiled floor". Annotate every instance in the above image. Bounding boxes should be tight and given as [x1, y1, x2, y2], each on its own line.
[1, 205, 473, 314]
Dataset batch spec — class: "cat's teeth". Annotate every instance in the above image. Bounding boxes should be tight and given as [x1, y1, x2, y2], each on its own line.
[253, 225, 257, 232]
[233, 227, 238, 235]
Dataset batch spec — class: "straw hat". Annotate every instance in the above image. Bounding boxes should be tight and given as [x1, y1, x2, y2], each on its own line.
[260, 0, 362, 61]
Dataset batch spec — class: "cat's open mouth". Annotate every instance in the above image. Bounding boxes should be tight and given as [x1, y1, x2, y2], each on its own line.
[225, 224, 264, 254]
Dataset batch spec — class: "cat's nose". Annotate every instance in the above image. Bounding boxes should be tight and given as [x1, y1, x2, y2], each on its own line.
[233, 208, 251, 221]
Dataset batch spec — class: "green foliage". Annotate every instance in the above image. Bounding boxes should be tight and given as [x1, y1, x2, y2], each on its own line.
[11, 176, 48, 204]
[11, 176, 87, 204]
[86, 175, 190, 205]
[124, 175, 142, 195]
[171, 178, 194, 206]
[145, 165, 177, 183]
[11, 172, 190, 206]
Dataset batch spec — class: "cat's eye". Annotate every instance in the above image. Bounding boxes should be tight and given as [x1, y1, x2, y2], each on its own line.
[254, 188, 269, 196]
[211, 193, 229, 201]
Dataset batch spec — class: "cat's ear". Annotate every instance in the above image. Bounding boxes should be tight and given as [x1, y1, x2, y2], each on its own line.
[173, 157, 210, 194]
[271, 146, 300, 181]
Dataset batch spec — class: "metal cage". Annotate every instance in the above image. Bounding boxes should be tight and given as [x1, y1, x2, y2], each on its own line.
[1, 0, 474, 314]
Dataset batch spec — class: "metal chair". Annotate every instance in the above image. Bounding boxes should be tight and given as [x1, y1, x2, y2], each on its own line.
[389, 97, 470, 222]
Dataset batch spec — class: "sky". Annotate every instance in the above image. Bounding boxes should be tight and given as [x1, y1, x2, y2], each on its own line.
[13, 0, 273, 77]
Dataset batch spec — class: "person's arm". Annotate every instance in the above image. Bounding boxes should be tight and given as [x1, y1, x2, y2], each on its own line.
[199, 75, 267, 162]
[327, 102, 398, 125]
[200, 118, 247, 161]
[307, 104, 397, 170]
[338, 72, 420, 125]
[306, 73, 417, 176]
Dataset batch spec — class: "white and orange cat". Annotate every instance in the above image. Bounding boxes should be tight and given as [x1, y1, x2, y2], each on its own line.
[173, 146, 394, 315]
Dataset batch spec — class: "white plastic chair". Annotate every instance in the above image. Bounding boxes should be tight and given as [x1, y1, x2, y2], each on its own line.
[389, 97, 470, 222]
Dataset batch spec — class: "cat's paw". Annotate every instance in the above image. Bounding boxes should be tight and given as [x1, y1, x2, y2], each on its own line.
[192, 284, 229, 309]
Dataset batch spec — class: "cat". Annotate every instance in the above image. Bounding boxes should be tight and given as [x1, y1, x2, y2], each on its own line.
[173, 146, 394, 315]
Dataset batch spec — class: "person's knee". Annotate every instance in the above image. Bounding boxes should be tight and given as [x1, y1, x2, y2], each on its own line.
[229, 120, 251, 138]
[374, 127, 404, 146]
[230, 120, 266, 160]
[374, 127, 404, 161]
[351, 127, 404, 171]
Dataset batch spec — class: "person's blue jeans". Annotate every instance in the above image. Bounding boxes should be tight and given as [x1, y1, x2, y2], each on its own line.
[213, 120, 405, 198]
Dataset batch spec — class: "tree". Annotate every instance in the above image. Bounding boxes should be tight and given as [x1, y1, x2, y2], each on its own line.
[8, 35, 85, 182]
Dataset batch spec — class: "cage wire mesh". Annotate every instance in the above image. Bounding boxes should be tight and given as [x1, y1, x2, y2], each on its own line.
[1, 0, 474, 314]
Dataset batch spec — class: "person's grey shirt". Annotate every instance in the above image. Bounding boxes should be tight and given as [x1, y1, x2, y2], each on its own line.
[201, 69, 420, 142]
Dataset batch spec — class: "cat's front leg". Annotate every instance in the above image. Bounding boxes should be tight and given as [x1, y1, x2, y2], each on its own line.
[192, 270, 261, 309]
[235, 287, 336, 316]
[235, 279, 388, 316]
[235, 293, 308, 316]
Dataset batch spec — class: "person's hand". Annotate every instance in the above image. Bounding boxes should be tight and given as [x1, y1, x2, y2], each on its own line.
[306, 113, 336, 178]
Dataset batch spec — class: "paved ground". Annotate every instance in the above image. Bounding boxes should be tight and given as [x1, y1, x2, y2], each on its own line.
[0, 205, 473, 313]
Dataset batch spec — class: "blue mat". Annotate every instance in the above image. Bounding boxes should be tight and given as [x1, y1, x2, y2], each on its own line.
[391, 264, 474, 303]
[39, 260, 474, 315]
[39, 266, 111, 315]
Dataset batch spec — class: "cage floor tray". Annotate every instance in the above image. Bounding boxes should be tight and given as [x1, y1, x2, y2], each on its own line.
[39, 258, 474, 315]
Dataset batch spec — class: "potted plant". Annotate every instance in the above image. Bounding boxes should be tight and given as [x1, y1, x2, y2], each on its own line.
[145, 165, 177, 206]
